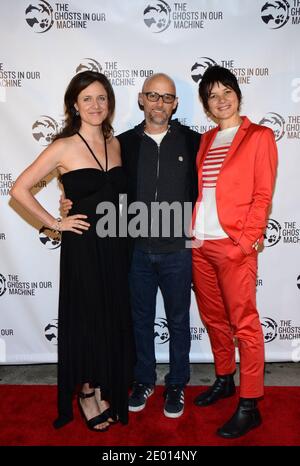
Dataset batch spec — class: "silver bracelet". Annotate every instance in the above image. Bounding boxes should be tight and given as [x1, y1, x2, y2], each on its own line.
[53, 217, 62, 232]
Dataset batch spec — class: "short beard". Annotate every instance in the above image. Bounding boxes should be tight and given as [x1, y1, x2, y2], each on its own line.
[149, 111, 169, 126]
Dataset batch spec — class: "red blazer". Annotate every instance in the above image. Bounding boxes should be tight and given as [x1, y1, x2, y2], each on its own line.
[192, 116, 278, 254]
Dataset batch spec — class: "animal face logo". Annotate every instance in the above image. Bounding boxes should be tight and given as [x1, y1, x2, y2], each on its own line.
[0, 274, 7, 297]
[259, 112, 285, 141]
[25, 1, 54, 33]
[32, 116, 59, 146]
[45, 319, 58, 345]
[154, 318, 170, 344]
[261, 1, 290, 29]
[76, 59, 102, 74]
[39, 226, 61, 249]
[261, 317, 278, 343]
[191, 58, 218, 83]
[143, 1, 171, 33]
[264, 219, 282, 247]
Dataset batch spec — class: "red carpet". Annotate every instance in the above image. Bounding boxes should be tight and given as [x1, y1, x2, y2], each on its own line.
[0, 385, 299, 446]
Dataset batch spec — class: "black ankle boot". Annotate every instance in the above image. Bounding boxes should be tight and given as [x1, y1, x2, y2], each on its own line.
[217, 398, 262, 438]
[194, 374, 236, 407]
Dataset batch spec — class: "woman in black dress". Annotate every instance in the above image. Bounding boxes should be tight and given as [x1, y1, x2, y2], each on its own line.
[10, 71, 134, 431]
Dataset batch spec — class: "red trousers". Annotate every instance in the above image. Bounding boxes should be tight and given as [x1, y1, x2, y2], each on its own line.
[192, 238, 264, 398]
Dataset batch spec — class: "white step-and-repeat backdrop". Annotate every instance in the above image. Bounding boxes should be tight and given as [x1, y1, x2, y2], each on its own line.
[1, 0, 300, 364]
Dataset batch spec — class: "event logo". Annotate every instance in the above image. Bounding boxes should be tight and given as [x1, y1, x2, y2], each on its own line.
[264, 218, 282, 247]
[178, 117, 214, 134]
[0, 173, 14, 196]
[143, 1, 171, 32]
[260, 111, 300, 140]
[76, 59, 153, 87]
[261, 0, 293, 28]
[259, 112, 285, 141]
[25, 0, 54, 33]
[264, 219, 300, 246]
[154, 317, 170, 344]
[0, 274, 7, 297]
[261, 1, 300, 27]
[39, 226, 61, 249]
[190, 326, 207, 341]
[45, 319, 58, 345]
[76, 58, 102, 74]
[25, 1, 106, 32]
[190, 58, 270, 86]
[191, 57, 218, 83]
[278, 319, 300, 340]
[32, 116, 59, 146]
[0, 274, 53, 296]
[261, 317, 278, 343]
[0, 62, 41, 89]
[143, 2, 223, 32]
[264, 219, 300, 247]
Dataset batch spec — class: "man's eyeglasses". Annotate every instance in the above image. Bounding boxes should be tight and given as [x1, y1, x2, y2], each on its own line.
[142, 92, 176, 104]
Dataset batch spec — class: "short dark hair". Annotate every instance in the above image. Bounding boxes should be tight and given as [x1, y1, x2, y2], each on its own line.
[54, 71, 115, 141]
[198, 65, 242, 112]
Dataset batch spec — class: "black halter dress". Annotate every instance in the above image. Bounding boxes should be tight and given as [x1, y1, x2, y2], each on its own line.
[54, 133, 134, 428]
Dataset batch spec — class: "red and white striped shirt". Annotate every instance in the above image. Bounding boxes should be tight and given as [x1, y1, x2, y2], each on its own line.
[194, 125, 239, 240]
[202, 144, 230, 188]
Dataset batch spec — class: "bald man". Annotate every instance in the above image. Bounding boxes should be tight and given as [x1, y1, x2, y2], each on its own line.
[118, 73, 201, 418]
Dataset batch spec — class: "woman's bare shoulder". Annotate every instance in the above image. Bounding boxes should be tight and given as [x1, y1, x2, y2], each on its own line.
[107, 135, 120, 152]
[51, 134, 78, 154]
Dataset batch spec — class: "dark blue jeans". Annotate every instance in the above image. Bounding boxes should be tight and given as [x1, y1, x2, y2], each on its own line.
[129, 247, 191, 387]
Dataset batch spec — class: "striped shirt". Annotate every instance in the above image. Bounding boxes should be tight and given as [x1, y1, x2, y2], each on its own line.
[194, 125, 239, 240]
[202, 144, 231, 188]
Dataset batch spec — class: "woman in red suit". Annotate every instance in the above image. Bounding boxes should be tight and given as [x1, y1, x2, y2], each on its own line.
[192, 66, 278, 438]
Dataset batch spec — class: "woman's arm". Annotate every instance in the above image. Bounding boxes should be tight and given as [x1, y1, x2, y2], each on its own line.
[238, 127, 278, 254]
[10, 140, 90, 234]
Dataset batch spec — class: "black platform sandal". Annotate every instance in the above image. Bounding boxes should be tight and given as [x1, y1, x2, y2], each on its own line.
[95, 387, 118, 424]
[78, 391, 109, 432]
[101, 407, 118, 425]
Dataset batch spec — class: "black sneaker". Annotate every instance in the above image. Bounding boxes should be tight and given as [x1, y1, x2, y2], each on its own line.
[128, 383, 154, 412]
[163, 385, 184, 418]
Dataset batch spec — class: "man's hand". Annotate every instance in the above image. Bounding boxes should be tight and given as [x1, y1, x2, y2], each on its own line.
[60, 194, 73, 216]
